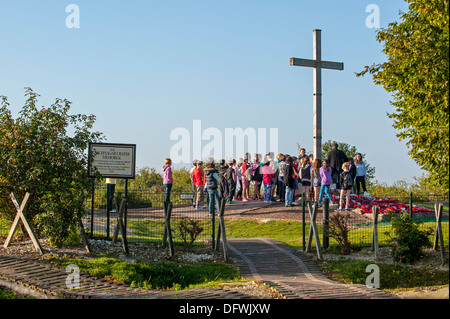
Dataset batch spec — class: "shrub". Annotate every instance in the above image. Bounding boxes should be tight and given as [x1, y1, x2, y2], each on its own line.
[327, 212, 351, 255]
[389, 213, 433, 264]
[0, 88, 103, 247]
[176, 218, 204, 251]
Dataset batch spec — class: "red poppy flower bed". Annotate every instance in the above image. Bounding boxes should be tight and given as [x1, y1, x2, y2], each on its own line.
[331, 195, 435, 216]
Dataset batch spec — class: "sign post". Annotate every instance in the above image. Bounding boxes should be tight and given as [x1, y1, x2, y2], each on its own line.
[88, 143, 136, 246]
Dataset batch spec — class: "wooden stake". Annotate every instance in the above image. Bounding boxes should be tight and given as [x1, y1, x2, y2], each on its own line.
[371, 205, 379, 259]
[433, 203, 445, 266]
[306, 201, 322, 260]
[4, 193, 43, 254]
[112, 198, 129, 254]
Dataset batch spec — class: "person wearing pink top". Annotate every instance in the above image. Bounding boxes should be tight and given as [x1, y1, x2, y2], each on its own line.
[162, 158, 173, 203]
[241, 154, 250, 201]
[318, 159, 333, 206]
[262, 160, 274, 203]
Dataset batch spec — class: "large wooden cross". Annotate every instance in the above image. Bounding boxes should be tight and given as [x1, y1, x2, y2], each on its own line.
[290, 29, 344, 161]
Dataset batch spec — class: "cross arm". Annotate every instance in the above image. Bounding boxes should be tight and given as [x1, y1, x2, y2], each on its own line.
[290, 57, 344, 71]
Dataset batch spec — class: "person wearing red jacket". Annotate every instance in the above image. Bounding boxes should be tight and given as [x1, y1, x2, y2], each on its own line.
[192, 161, 205, 209]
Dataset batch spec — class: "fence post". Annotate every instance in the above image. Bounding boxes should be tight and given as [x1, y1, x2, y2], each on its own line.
[372, 205, 379, 259]
[323, 197, 329, 249]
[211, 195, 216, 250]
[433, 203, 445, 266]
[302, 192, 306, 251]
[409, 192, 413, 218]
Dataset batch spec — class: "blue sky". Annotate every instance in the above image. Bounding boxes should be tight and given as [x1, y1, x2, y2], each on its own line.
[0, 0, 424, 184]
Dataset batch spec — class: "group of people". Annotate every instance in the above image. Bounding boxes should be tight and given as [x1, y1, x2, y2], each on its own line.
[161, 142, 369, 215]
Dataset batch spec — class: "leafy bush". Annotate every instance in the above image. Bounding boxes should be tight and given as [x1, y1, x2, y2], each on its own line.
[327, 212, 351, 255]
[176, 218, 204, 251]
[0, 88, 103, 246]
[389, 213, 433, 264]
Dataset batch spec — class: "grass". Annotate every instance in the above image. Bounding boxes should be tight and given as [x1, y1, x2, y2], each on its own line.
[0, 286, 34, 299]
[224, 218, 449, 249]
[320, 259, 449, 290]
[49, 255, 241, 290]
[224, 218, 449, 291]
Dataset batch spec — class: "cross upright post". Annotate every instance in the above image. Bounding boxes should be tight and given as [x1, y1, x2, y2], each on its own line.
[290, 29, 344, 161]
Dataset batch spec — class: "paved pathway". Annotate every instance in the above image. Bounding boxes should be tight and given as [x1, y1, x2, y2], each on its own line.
[227, 238, 397, 299]
[1, 238, 397, 299]
[0, 252, 251, 299]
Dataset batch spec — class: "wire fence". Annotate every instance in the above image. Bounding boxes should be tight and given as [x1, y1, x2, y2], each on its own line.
[82, 186, 217, 247]
[1, 187, 448, 253]
[299, 192, 449, 251]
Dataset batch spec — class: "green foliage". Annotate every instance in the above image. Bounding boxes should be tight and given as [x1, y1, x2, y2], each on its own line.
[0, 88, 103, 246]
[327, 212, 351, 255]
[130, 166, 163, 191]
[171, 167, 193, 193]
[357, 0, 449, 191]
[321, 259, 449, 289]
[389, 213, 433, 264]
[52, 256, 240, 290]
[176, 218, 205, 251]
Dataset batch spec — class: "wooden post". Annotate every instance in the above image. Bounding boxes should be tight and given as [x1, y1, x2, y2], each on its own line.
[433, 203, 445, 266]
[4, 193, 43, 255]
[215, 198, 228, 261]
[306, 201, 322, 260]
[302, 192, 306, 251]
[323, 197, 330, 249]
[77, 216, 91, 254]
[163, 201, 174, 257]
[371, 205, 379, 259]
[112, 198, 129, 254]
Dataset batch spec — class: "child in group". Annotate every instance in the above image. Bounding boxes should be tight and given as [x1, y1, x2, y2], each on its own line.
[204, 162, 220, 216]
[318, 159, 333, 206]
[192, 161, 205, 209]
[312, 159, 322, 203]
[241, 154, 250, 202]
[339, 162, 353, 211]
[218, 159, 229, 199]
[189, 160, 198, 208]
[235, 158, 243, 200]
[354, 153, 368, 196]
[261, 159, 275, 203]
[299, 156, 311, 200]
[251, 154, 263, 200]
[162, 158, 173, 204]
[277, 154, 286, 202]
[267, 152, 277, 202]
[226, 159, 236, 204]
[283, 156, 296, 207]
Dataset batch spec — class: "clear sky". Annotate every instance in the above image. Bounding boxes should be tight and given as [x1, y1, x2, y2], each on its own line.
[0, 0, 424, 184]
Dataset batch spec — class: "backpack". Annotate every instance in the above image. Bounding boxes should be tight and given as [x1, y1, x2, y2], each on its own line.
[342, 171, 353, 188]
[251, 165, 262, 182]
[244, 167, 252, 181]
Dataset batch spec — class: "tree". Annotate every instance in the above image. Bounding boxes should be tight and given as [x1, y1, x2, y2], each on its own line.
[130, 167, 163, 190]
[0, 88, 103, 246]
[322, 140, 376, 182]
[357, 0, 449, 192]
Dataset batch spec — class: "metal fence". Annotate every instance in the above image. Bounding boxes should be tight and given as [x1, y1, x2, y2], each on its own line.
[299, 192, 449, 251]
[1, 187, 448, 253]
[82, 187, 217, 247]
